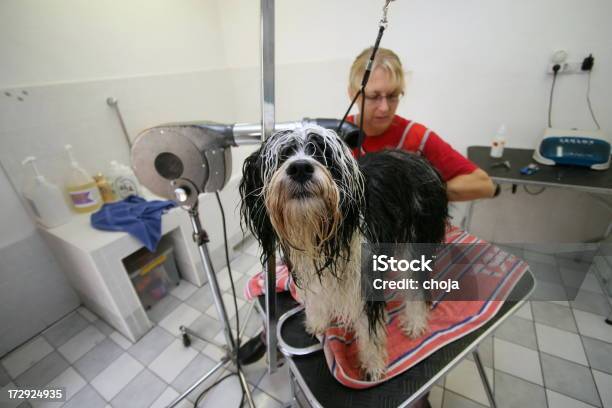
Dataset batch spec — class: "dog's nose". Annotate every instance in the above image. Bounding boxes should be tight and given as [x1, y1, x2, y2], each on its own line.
[286, 160, 314, 183]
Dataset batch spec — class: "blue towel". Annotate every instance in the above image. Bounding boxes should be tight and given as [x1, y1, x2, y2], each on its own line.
[91, 196, 176, 252]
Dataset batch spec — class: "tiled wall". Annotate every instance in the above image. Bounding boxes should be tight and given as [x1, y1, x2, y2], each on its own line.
[0, 232, 79, 357]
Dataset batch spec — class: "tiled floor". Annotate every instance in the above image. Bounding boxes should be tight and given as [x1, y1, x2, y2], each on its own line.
[1, 241, 611, 408]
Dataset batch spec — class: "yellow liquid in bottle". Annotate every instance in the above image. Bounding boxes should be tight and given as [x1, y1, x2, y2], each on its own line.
[67, 181, 102, 213]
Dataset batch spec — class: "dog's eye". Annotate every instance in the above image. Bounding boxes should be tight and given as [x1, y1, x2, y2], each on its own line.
[304, 142, 316, 156]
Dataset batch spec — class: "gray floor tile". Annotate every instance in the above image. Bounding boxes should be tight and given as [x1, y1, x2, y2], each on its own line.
[560, 263, 592, 292]
[592, 369, 612, 408]
[185, 286, 215, 313]
[92, 318, 115, 336]
[0, 363, 10, 387]
[188, 314, 222, 342]
[16, 402, 32, 408]
[232, 274, 250, 301]
[529, 260, 562, 285]
[111, 369, 167, 408]
[14, 352, 69, 388]
[73, 338, 124, 381]
[128, 326, 175, 366]
[523, 249, 557, 266]
[241, 354, 268, 387]
[582, 336, 612, 375]
[571, 290, 612, 316]
[494, 316, 537, 350]
[531, 301, 577, 332]
[466, 335, 494, 368]
[242, 309, 265, 339]
[530, 280, 568, 302]
[494, 370, 547, 408]
[170, 354, 223, 403]
[442, 390, 487, 408]
[540, 353, 601, 407]
[147, 295, 182, 323]
[42, 312, 90, 348]
[230, 254, 260, 274]
[63, 384, 106, 408]
[229, 302, 255, 329]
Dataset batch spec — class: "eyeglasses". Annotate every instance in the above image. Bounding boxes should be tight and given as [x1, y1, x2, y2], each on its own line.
[363, 92, 402, 105]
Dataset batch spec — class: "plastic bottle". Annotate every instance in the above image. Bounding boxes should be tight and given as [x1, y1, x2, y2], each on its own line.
[93, 173, 116, 203]
[21, 156, 72, 228]
[490, 124, 506, 158]
[109, 160, 140, 199]
[64, 145, 102, 213]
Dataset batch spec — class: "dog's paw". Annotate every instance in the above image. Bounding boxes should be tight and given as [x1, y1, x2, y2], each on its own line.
[400, 314, 428, 339]
[362, 363, 387, 382]
[304, 321, 326, 337]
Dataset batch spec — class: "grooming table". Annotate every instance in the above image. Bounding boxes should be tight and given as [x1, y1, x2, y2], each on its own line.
[255, 270, 535, 408]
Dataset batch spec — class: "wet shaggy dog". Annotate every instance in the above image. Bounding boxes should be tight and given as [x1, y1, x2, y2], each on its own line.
[240, 125, 448, 380]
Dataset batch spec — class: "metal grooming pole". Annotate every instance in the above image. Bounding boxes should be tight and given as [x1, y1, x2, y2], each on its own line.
[166, 2, 278, 405]
[166, 185, 255, 408]
[261, 0, 279, 375]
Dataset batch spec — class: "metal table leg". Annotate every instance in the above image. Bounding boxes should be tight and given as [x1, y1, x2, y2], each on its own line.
[473, 350, 496, 408]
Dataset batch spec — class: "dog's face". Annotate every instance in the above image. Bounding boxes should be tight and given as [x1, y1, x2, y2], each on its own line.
[240, 126, 364, 268]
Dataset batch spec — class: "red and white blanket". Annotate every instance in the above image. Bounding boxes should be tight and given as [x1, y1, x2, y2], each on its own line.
[244, 226, 529, 389]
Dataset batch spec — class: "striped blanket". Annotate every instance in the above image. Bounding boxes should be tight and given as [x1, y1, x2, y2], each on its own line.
[244, 226, 529, 388]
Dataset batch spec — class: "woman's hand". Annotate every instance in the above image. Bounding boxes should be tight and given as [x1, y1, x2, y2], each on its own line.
[446, 169, 495, 202]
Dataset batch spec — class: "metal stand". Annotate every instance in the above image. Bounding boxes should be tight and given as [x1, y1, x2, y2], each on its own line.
[166, 188, 255, 408]
[473, 350, 497, 408]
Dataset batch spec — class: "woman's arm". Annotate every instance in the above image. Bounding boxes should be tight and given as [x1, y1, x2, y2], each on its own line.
[446, 168, 495, 201]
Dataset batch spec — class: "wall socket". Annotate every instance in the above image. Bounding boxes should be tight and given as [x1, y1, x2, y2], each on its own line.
[547, 61, 587, 75]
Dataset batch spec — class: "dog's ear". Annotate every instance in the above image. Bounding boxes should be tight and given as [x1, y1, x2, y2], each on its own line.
[239, 148, 277, 263]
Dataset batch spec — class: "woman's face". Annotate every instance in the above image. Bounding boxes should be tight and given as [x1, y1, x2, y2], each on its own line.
[351, 67, 402, 136]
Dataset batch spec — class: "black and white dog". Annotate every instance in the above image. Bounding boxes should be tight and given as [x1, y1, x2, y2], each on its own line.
[240, 125, 448, 380]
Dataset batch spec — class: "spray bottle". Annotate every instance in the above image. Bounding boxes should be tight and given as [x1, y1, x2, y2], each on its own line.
[490, 124, 507, 158]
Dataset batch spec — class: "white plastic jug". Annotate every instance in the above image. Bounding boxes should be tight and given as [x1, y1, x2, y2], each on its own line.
[22, 156, 72, 228]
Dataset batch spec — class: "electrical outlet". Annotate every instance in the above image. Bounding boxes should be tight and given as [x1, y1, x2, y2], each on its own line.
[547, 61, 587, 75]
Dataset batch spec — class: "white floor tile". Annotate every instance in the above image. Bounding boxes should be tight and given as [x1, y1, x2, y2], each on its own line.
[158, 303, 201, 336]
[90, 353, 143, 401]
[515, 301, 533, 320]
[494, 338, 543, 386]
[170, 280, 198, 301]
[251, 388, 282, 408]
[1, 337, 53, 379]
[535, 323, 588, 365]
[149, 339, 198, 383]
[445, 359, 494, 406]
[109, 331, 132, 350]
[31, 367, 87, 408]
[592, 370, 612, 408]
[580, 273, 604, 295]
[77, 307, 98, 322]
[216, 269, 243, 292]
[546, 389, 598, 408]
[429, 385, 444, 408]
[574, 309, 612, 343]
[257, 363, 292, 403]
[205, 294, 245, 320]
[58, 326, 106, 363]
[149, 386, 179, 408]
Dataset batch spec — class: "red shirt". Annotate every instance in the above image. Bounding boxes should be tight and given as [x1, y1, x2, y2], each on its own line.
[348, 115, 478, 182]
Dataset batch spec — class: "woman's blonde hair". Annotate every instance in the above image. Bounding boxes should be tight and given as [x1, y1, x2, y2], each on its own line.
[348, 47, 405, 95]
